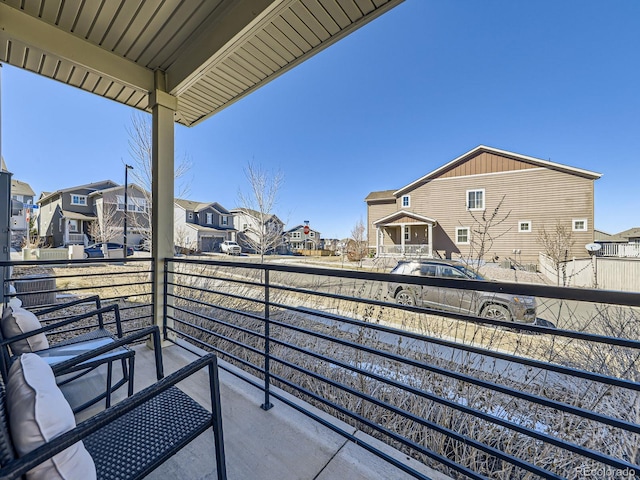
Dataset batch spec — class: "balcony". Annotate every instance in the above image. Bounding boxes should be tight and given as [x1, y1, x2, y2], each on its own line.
[2, 256, 639, 479]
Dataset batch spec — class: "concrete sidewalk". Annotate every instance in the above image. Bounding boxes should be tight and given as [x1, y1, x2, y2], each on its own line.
[66, 342, 449, 480]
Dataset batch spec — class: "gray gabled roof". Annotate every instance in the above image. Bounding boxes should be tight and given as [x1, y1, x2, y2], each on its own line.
[285, 224, 321, 235]
[183, 224, 236, 234]
[175, 199, 232, 214]
[38, 180, 119, 204]
[89, 184, 149, 197]
[11, 179, 35, 197]
[617, 227, 640, 239]
[231, 208, 283, 225]
[364, 190, 396, 202]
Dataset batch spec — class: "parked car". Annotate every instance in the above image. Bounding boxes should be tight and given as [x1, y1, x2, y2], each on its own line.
[220, 240, 242, 255]
[388, 260, 536, 323]
[84, 243, 134, 258]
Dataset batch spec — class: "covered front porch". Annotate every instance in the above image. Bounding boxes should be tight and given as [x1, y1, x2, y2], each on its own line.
[373, 210, 436, 258]
[61, 210, 94, 246]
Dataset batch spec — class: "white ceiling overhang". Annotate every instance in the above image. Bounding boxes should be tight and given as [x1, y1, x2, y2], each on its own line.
[0, 0, 404, 127]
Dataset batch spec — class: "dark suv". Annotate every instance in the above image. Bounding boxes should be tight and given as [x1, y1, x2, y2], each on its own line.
[388, 260, 536, 323]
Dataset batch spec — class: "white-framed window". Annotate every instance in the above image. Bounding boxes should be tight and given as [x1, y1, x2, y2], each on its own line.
[134, 198, 146, 212]
[466, 189, 485, 210]
[402, 195, 410, 208]
[206, 213, 213, 224]
[456, 226, 470, 244]
[71, 194, 87, 206]
[116, 196, 145, 212]
[242, 223, 248, 230]
[292, 232, 301, 239]
[68, 220, 78, 232]
[572, 219, 588, 232]
[309, 231, 315, 238]
[188, 212, 193, 220]
[518, 220, 532, 233]
[222, 216, 228, 226]
[404, 226, 410, 241]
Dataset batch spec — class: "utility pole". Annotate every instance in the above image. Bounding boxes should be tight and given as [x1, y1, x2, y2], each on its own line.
[123, 164, 133, 257]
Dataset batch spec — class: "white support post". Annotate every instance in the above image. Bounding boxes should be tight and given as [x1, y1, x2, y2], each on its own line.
[375, 226, 380, 257]
[150, 71, 177, 338]
[401, 224, 406, 255]
[428, 223, 433, 258]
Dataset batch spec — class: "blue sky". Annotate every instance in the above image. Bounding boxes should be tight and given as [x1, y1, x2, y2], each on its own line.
[2, 0, 639, 239]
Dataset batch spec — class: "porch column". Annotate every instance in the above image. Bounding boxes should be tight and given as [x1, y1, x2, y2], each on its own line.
[428, 223, 433, 258]
[375, 226, 380, 257]
[150, 70, 177, 337]
[401, 224, 406, 255]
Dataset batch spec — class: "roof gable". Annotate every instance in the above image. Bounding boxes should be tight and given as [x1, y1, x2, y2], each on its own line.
[11, 179, 35, 197]
[365, 190, 396, 203]
[617, 227, 640, 239]
[38, 180, 119, 203]
[373, 210, 436, 226]
[395, 146, 602, 196]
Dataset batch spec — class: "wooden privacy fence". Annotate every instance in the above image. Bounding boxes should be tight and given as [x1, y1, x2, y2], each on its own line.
[539, 253, 640, 292]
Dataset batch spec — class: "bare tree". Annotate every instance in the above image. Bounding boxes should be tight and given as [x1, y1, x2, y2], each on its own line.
[126, 112, 192, 248]
[175, 225, 198, 254]
[88, 204, 121, 245]
[347, 218, 369, 266]
[537, 222, 575, 286]
[237, 163, 284, 263]
[464, 194, 512, 265]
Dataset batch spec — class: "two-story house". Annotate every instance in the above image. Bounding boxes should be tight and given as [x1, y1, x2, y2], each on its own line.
[174, 199, 236, 253]
[366, 145, 601, 264]
[2, 157, 36, 248]
[37, 180, 149, 247]
[89, 184, 150, 248]
[231, 208, 285, 254]
[284, 224, 321, 252]
[38, 181, 116, 247]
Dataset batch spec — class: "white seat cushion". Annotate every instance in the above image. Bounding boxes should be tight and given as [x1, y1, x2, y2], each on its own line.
[6, 353, 96, 480]
[1, 307, 49, 353]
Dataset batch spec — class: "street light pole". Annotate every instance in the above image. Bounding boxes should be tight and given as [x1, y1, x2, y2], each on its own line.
[123, 164, 133, 258]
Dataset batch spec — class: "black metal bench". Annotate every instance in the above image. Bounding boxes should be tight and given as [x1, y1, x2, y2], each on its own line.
[0, 353, 227, 480]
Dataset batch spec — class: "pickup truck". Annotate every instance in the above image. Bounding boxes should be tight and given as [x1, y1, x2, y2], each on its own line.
[220, 240, 242, 255]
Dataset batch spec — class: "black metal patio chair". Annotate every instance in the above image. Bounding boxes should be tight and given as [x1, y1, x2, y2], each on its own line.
[0, 353, 227, 480]
[0, 296, 163, 412]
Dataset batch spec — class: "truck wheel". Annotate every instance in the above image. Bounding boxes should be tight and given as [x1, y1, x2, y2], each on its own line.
[481, 304, 511, 322]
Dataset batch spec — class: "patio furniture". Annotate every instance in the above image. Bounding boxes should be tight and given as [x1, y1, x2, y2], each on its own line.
[0, 296, 163, 412]
[0, 352, 227, 480]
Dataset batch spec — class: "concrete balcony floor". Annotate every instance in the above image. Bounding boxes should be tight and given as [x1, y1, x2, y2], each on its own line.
[62, 342, 449, 480]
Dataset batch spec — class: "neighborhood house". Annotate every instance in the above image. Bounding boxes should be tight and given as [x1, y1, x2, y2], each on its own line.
[37, 180, 149, 248]
[366, 145, 602, 264]
[173, 199, 237, 253]
[284, 224, 321, 251]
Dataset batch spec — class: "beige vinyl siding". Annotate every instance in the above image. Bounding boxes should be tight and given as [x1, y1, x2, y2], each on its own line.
[406, 168, 595, 262]
[367, 201, 396, 246]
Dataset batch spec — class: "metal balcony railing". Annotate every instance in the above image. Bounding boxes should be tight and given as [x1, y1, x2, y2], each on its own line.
[2, 256, 639, 479]
[1, 258, 154, 341]
[165, 258, 640, 480]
